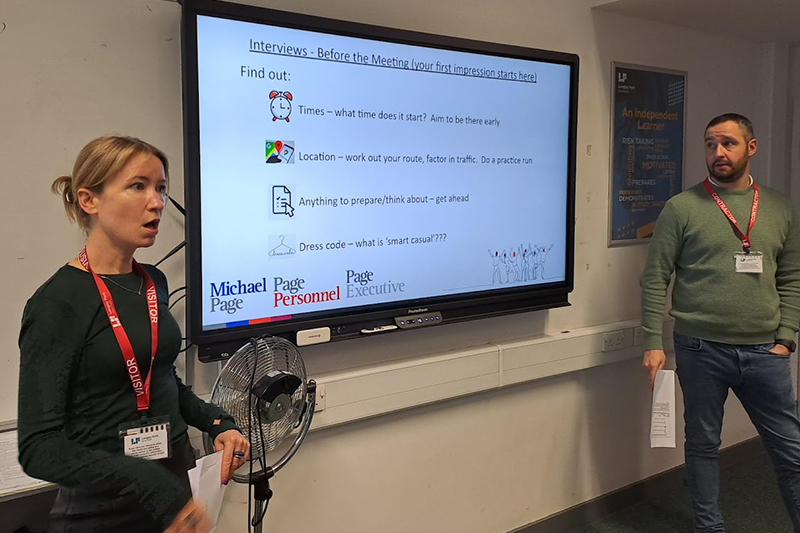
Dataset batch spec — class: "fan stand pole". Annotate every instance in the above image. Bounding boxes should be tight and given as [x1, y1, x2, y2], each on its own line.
[251, 470, 274, 533]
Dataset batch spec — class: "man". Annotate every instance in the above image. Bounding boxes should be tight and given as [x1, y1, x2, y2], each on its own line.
[641, 113, 800, 533]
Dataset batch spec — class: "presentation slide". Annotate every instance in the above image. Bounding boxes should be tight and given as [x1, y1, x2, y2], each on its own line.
[195, 15, 572, 331]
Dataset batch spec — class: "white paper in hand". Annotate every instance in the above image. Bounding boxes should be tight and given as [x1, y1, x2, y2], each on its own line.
[187, 450, 228, 530]
[650, 369, 676, 448]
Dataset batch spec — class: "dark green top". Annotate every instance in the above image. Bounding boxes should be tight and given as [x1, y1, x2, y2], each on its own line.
[641, 180, 800, 350]
[17, 264, 238, 529]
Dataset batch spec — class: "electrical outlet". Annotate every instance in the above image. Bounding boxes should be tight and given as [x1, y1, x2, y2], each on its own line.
[603, 329, 628, 352]
[633, 326, 644, 346]
[314, 383, 326, 412]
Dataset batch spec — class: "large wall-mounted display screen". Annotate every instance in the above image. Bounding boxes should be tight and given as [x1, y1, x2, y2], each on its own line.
[182, 0, 578, 361]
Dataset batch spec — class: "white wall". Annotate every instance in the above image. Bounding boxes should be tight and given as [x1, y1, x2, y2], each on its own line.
[0, 0, 786, 532]
[791, 44, 800, 203]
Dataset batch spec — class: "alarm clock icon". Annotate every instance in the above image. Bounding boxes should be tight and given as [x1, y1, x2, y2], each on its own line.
[269, 90, 293, 122]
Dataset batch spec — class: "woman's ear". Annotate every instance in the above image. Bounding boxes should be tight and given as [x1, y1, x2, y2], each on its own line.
[76, 187, 99, 217]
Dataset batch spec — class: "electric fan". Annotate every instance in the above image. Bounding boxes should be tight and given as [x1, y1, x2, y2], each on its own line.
[204, 335, 316, 532]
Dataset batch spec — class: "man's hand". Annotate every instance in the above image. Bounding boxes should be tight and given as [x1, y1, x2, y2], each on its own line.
[643, 349, 667, 391]
[770, 343, 791, 356]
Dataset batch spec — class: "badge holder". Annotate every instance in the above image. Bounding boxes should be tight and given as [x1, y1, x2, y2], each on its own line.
[734, 251, 763, 274]
[119, 415, 172, 460]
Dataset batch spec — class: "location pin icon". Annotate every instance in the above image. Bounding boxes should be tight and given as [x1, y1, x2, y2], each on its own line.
[275, 140, 284, 154]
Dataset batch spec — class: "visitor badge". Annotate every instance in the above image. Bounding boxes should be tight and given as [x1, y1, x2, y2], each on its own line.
[119, 416, 171, 460]
[734, 252, 763, 274]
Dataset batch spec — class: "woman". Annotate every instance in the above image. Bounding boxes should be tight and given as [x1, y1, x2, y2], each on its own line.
[17, 136, 249, 533]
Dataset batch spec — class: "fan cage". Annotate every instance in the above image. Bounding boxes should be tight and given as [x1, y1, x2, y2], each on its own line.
[210, 336, 308, 460]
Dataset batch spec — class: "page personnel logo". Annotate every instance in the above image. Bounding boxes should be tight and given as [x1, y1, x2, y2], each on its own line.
[273, 276, 340, 308]
[209, 277, 268, 314]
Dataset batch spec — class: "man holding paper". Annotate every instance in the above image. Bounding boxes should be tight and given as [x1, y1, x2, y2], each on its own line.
[641, 113, 800, 533]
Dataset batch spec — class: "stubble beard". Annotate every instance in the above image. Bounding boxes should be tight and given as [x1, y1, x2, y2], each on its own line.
[708, 155, 749, 184]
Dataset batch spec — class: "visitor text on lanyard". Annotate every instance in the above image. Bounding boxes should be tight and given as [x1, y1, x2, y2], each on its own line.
[78, 248, 158, 412]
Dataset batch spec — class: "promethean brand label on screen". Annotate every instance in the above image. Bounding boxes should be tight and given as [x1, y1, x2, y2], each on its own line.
[193, 12, 572, 332]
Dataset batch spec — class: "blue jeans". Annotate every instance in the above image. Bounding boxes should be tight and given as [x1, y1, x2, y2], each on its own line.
[674, 332, 800, 533]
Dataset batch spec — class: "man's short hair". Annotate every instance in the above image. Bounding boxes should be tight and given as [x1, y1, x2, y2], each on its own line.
[705, 113, 755, 141]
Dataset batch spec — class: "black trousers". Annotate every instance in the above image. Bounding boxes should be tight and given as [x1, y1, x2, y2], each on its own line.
[47, 432, 196, 533]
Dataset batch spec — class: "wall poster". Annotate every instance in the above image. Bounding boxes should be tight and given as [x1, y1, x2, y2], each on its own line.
[609, 63, 686, 245]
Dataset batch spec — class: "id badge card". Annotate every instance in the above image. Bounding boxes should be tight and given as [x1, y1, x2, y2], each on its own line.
[119, 416, 171, 460]
[735, 251, 763, 273]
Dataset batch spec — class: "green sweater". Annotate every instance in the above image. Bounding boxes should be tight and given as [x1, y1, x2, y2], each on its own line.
[641, 179, 800, 350]
[17, 264, 238, 530]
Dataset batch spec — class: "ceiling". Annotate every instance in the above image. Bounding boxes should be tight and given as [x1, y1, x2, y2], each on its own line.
[593, 0, 800, 45]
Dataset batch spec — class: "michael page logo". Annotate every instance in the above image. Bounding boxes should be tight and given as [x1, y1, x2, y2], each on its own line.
[209, 277, 268, 314]
[345, 269, 406, 298]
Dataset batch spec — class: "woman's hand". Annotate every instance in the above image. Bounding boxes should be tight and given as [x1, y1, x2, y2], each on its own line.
[163, 499, 211, 533]
[214, 429, 250, 484]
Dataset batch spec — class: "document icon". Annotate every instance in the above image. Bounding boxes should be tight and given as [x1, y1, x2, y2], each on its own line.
[273, 185, 295, 217]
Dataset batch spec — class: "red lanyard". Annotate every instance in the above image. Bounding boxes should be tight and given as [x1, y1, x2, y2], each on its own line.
[79, 248, 159, 412]
[703, 178, 759, 252]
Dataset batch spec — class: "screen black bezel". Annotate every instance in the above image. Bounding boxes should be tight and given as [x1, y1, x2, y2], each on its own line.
[181, 0, 578, 359]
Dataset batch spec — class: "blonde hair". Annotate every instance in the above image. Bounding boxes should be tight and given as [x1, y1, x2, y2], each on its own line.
[51, 136, 169, 231]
